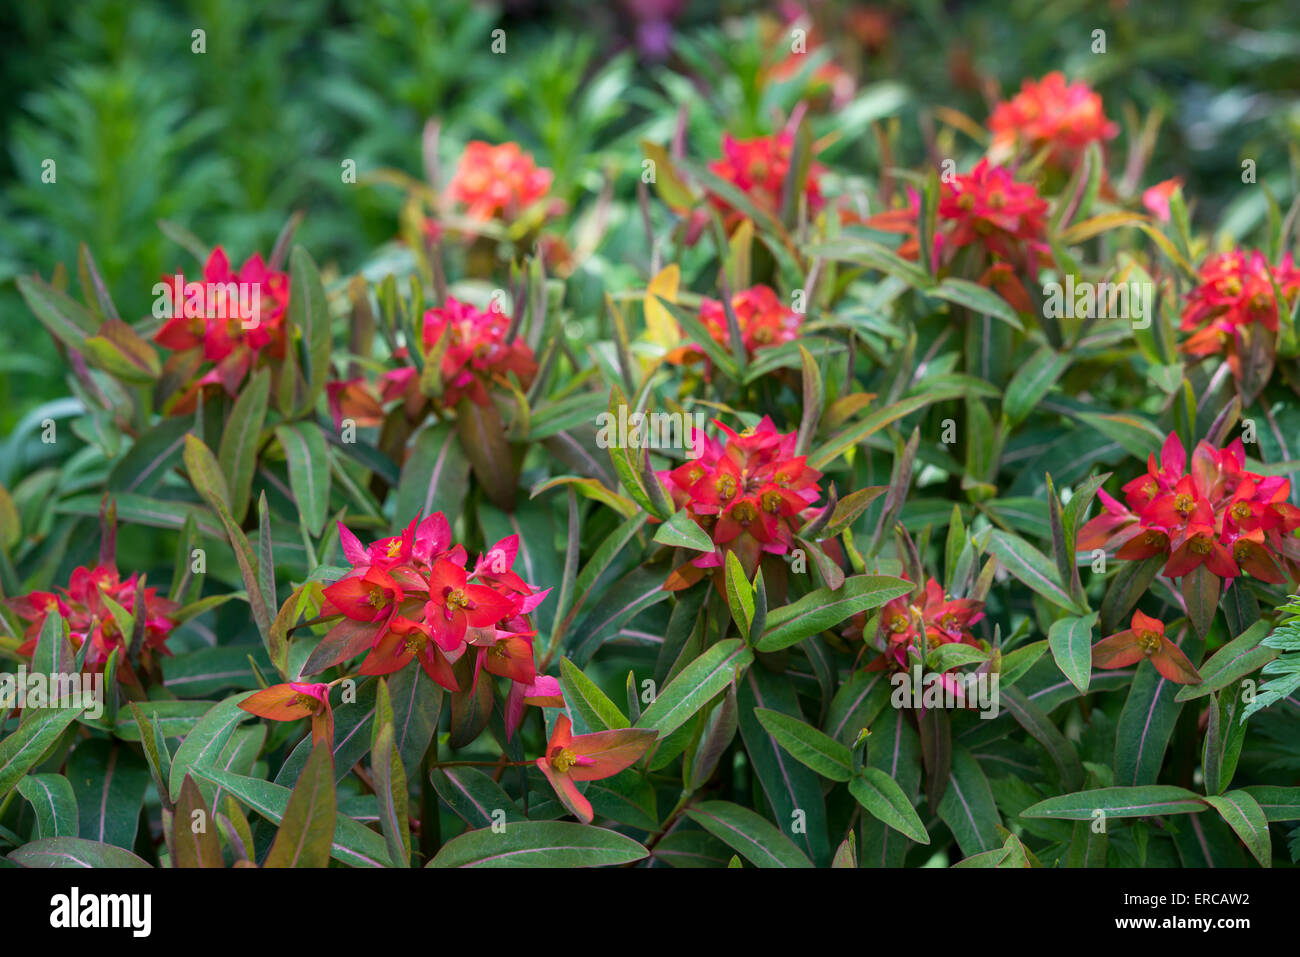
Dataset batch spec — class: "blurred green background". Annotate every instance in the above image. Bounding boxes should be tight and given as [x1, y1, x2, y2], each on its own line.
[3, 0, 1298, 436]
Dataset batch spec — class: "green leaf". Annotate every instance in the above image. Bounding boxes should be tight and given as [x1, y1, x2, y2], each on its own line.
[275, 422, 332, 537]
[15, 275, 94, 351]
[430, 767, 526, 829]
[394, 423, 471, 539]
[455, 396, 517, 511]
[636, 639, 752, 737]
[723, 550, 755, 637]
[108, 416, 192, 495]
[371, 680, 410, 868]
[8, 837, 150, 868]
[850, 768, 930, 844]
[1022, 785, 1207, 820]
[217, 367, 270, 524]
[1100, 555, 1164, 633]
[754, 708, 853, 781]
[0, 705, 84, 804]
[1203, 792, 1270, 867]
[1174, 621, 1274, 702]
[737, 668, 830, 866]
[1239, 786, 1300, 822]
[559, 658, 630, 731]
[428, 821, 649, 868]
[936, 747, 1001, 856]
[182, 435, 274, 644]
[1003, 346, 1070, 424]
[931, 278, 1024, 331]
[810, 392, 960, 471]
[1180, 563, 1220, 641]
[173, 775, 222, 868]
[988, 530, 1083, 614]
[684, 801, 813, 868]
[1115, 629, 1202, 786]
[1048, 612, 1097, 693]
[653, 509, 714, 552]
[66, 739, 149, 849]
[288, 246, 333, 413]
[17, 774, 78, 839]
[1000, 687, 1084, 792]
[264, 743, 336, 868]
[756, 575, 912, 651]
[387, 664, 443, 773]
[168, 694, 254, 803]
[193, 765, 387, 868]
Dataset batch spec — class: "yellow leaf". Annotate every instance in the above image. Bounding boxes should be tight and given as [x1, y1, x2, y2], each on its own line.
[644, 264, 681, 351]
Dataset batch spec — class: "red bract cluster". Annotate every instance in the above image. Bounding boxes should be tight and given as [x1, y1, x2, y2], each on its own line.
[1078, 432, 1300, 585]
[989, 72, 1119, 168]
[864, 160, 1049, 310]
[386, 296, 537, 409]
[1180, 250, 1300, 371]
[315, 513, 553, 734]
[446, 141, 553, 221]
[659, 417, 822, 583]
[153, 247, 290, 413]
[666, 284, 802, 367]
[330, 296, 538, 426]
[8, 565, 178, 684]
[707, 131, 826, 229]
[854, 576, 985, 672]
[937, 159, 1050, 270]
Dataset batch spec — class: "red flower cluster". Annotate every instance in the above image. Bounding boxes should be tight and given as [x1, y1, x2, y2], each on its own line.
[447, 141, 553, 221]
[1180, 250, 1300, 373]
[659, 417, 823, 582]
[862, 161, 1049, 311]
[8, 564, 178, 684]
[329, 296, 538, 426]
[707, 131, 826, 229]
[1078, 432, 1300, 585]
[153, 247, 290, 413]
[313, 512, 554, 734]
[665, 284, 802, 367]
[989, 72, 1119, 168]
[856, 576, 985, 672]
[937, 159, 1050, 271]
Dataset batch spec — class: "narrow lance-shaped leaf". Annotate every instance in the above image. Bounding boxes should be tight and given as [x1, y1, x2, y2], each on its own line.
[264, 743, 337, 868]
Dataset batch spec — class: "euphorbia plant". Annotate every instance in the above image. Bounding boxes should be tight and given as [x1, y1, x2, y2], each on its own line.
[4, 28, 1300, 875]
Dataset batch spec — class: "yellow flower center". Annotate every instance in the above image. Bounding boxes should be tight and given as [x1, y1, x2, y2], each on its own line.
[1137, 630, 1161, 655]
[731, 501, 758, 525]
[1190, 537, 1212, 556]
[551, 748, 578, 773]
